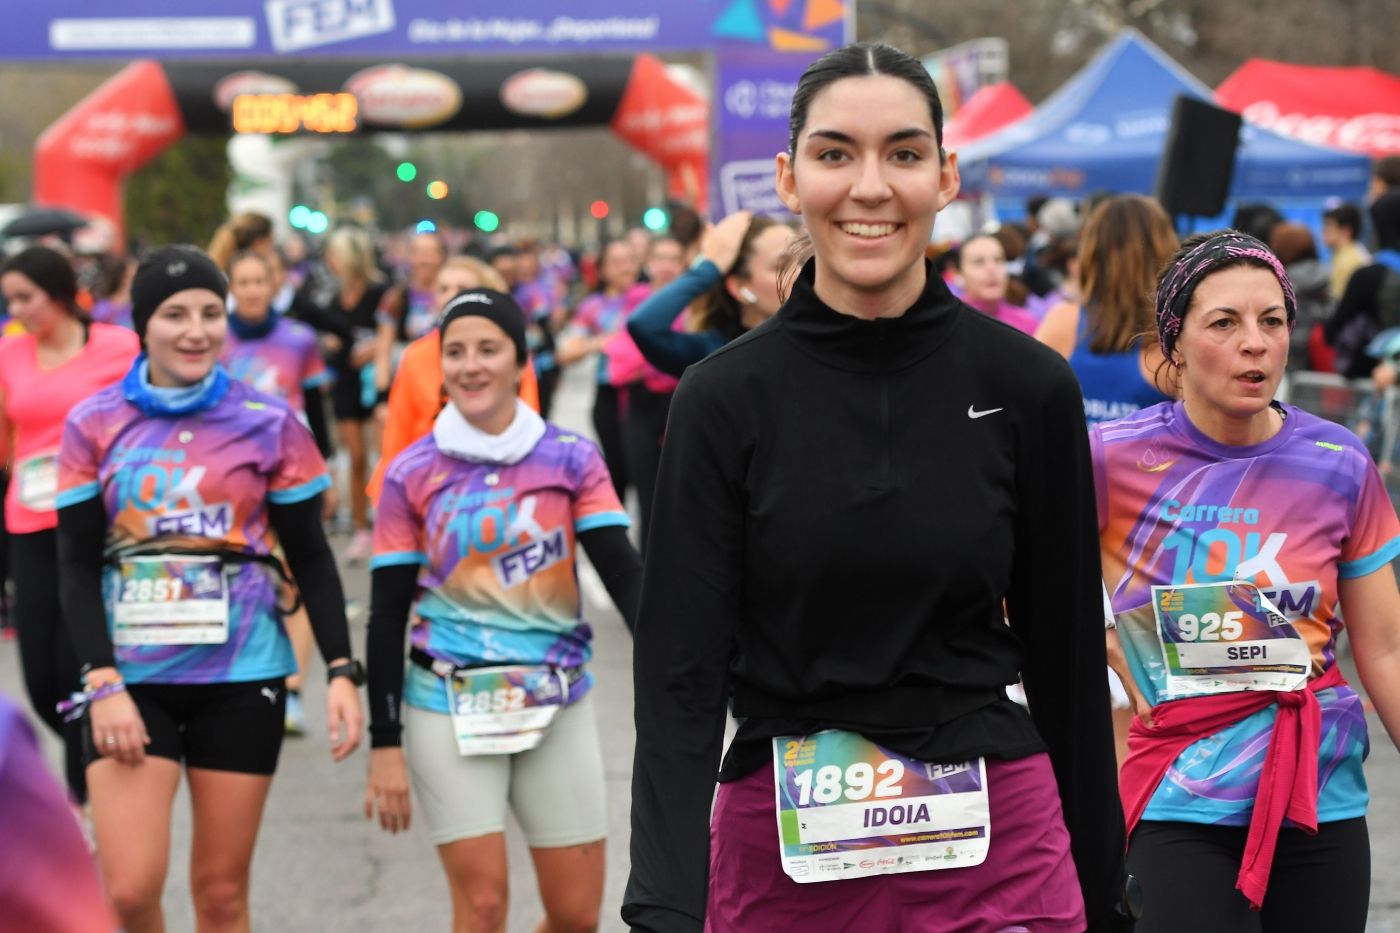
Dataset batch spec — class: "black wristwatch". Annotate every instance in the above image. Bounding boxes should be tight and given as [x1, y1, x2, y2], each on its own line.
[327, 659, 366, 686]
[1114, 874, 1144, 921]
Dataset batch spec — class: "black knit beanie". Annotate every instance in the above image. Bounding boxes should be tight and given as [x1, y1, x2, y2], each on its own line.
[130, 246, 228, 339]
[437, 288, 529, 364]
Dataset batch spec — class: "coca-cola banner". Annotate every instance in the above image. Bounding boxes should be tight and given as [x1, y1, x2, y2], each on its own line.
[1217, 59, 1400, 158]
[1, 0, 849, 59]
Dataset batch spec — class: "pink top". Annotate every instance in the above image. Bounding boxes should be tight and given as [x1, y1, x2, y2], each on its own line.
[0, 322, 139, 533]
[966, 298, 1040, 335]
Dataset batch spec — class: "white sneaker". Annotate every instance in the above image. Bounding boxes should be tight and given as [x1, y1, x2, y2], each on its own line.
[345, 529, 373, 566]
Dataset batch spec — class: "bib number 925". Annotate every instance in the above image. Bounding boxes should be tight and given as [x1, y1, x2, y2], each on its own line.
[1175, 610, 1243, 641]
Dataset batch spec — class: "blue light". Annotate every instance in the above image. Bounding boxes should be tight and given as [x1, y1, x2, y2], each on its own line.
[415, 220, 437, 233]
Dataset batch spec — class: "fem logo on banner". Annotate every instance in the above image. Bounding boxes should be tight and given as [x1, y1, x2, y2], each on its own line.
[266, 0, 397, 53]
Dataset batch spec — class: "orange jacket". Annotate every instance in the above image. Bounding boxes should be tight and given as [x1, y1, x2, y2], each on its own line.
[368, 332, 540, 502]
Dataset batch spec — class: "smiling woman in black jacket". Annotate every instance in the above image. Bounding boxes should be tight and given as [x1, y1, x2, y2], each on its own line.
[624, 43, 1133, 933]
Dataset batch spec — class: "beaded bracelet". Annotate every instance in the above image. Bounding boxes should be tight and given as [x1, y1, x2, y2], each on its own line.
[57, 678, 127, 722]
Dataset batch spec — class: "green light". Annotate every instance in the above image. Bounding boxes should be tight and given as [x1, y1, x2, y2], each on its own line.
[474, 210, 500, 233]
[643, 207, 669, 232]
[288, 205, 312, 228]
[396, 161, 418, 182]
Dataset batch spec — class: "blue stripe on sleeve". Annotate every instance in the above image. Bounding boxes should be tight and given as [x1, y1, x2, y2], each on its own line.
[303, 371, 333, 389]
[369, 551, 428, 570]
[55, 482, 101, 509]
[267, 473, 332, 504]
[576, 511, 631, 533]
[1338, 533, 1400, 579]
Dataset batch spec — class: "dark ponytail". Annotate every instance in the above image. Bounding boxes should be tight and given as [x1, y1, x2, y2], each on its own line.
[1, 245, 87, 322]
[788, 42, 945, 154]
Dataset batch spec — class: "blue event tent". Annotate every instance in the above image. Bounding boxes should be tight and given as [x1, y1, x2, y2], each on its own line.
[955, 30, 1372, 214]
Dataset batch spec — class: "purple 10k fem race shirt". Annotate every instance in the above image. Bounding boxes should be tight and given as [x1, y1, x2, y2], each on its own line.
[1093, 401, 1400, 826]
[57, 379, 330, 684]
[371, 424, 628, 714]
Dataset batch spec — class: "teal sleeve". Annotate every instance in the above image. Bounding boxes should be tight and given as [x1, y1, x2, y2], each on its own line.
[626, 261, 729, 378]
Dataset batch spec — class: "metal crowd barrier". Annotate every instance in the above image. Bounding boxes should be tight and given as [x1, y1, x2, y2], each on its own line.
[1282, 371, 1400, 484]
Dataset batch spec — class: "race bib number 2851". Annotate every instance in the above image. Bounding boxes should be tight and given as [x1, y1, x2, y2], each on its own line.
[112, 556, 229, 646]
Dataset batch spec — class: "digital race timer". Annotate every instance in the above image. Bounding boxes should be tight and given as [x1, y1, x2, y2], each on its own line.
[231, 93, 359, 134]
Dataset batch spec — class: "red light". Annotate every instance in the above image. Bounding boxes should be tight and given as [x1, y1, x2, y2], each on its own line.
[589, 200, 610, 220]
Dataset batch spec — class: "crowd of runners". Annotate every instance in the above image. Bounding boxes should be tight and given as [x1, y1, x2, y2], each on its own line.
[4, 40, 1400, 933]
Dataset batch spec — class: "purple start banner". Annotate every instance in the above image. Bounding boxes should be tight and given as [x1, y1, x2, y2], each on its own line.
[713, 49, 818, 217]
[0, 0, 850, 59]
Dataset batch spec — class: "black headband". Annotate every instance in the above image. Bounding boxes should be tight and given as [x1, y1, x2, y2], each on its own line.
[130, 246, 228, 339]
[437, 288, 529, 364]
[1155, 231, 1296, 359]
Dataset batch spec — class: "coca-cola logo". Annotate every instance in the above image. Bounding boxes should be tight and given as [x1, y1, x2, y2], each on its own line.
[500, 69, 588, 119]
[213, 71, 298, 112]
[344, 65, 462, 129]
[1241, 100, 1400, 155]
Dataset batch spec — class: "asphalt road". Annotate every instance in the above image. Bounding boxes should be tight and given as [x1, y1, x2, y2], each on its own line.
[3, 362, 1398, 931]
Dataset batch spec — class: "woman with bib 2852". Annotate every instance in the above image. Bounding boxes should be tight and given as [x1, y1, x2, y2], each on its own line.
[625, 43, 1133, 933]
[1096, 231, 1400, 932]
[365, 288, 641, 933]
[56, 246, 363, 932]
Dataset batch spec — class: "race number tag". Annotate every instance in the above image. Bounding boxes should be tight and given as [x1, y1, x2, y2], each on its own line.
[1153, 581, 1310, 698]
[772, 731, 991, 883]
[16, 451, 59, 511]
[112, 556, 229, 646]
[445, 665, 569, 756]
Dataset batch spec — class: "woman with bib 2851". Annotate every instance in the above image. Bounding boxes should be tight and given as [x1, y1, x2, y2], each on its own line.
[55, 246, 363, 932]
[1096, 231, 1400, 932]
[625, 43, 1133, 933]
[365, 288, 641, 933]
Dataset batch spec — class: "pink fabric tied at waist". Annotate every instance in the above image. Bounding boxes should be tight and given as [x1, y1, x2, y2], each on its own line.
[1119, 663, 1344, 910]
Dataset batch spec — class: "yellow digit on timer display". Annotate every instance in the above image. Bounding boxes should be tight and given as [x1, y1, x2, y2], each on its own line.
[232, 93, 358, 135]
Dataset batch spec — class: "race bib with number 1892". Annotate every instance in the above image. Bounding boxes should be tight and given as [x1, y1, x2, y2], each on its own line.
[772, 730, 991, 883]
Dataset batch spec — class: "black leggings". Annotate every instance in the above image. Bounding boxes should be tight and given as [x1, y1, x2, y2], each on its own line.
[536, 367, 560, 422]
[622, 384, 672, 552]
[1128, 818, 1370, 933]
[0, 471, 10, 622]
[592, 383, 630, 501]
[11, 528, 87, 802]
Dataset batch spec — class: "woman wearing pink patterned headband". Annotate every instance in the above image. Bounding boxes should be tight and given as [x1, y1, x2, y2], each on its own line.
[1095, 230, 1400, 932]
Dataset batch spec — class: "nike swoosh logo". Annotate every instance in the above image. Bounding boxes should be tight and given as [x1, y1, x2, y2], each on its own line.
[967, 406, 1004, 419]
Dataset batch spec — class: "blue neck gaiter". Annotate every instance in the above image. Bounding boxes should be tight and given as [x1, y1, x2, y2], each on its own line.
[121, 354, 230, 418]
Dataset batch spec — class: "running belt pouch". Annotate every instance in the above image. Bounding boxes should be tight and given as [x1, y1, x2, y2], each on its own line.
[409, 648, 585, 687]
[107, 547, 301, 614]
